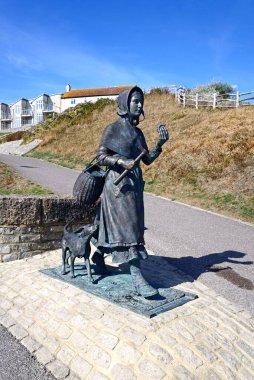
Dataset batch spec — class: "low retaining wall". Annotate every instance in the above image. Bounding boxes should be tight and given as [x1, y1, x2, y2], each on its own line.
[0, 196, 97, 262]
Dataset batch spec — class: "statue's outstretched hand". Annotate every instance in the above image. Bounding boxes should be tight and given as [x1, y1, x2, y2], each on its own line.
[157, 125, 169, 147]
[117, 158, 135, 170]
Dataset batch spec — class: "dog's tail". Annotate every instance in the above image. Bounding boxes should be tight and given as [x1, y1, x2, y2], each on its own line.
[64, 218, 75, 234]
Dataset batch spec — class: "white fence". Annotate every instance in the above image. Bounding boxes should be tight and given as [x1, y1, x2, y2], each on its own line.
[176, 91, 254, 109]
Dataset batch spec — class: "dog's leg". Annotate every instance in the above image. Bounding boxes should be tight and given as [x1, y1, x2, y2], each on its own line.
[66, 250, 71, 266]
[85, 258, 94, 283]
[70, 256, 75, 278]
[61, 248, 67, 275]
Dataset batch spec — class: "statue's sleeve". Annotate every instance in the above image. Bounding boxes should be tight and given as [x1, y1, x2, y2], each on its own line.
[142, 144, 162, 165]
[96, 145, 120, 166]
[138, 129, 162, 166]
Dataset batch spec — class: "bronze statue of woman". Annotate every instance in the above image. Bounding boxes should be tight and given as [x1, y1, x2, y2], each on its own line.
[92, 86, 169, 298]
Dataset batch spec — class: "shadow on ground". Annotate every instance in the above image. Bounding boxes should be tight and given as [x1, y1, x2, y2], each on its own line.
[41, 254, 198, 318]
[162, 250, 254, 290]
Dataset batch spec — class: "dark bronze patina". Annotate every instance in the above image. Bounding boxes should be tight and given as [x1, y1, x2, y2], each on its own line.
[48, 86, 198, 316]
[91, 86, 169, 298]
[61, 220, 98, 282]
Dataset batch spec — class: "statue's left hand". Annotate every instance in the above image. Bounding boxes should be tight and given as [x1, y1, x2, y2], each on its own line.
[157, 125, 169, 147]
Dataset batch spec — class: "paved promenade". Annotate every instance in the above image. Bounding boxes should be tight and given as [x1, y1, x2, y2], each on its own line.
[0, 249, 254, 380]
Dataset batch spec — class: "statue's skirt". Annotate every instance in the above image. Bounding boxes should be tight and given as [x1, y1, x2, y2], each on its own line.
[94, 166, 148, 264]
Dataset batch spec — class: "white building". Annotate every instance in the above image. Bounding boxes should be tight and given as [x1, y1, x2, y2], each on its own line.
[61, 85, 133, 112]
[0, 85, 133, 131]
[10, 98, 33, 129]
[0, 103, 12, 130]
[30, 94, 61, 125]
[0, 93, 62, 132]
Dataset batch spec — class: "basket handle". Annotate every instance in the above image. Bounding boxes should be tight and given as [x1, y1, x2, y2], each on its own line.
[83, 157, 110, 178]
[84, 156, 104, 172]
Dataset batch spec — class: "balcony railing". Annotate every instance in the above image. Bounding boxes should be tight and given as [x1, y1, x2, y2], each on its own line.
[42, 106, 57, 113]
[0, 112, 12, 121]
[21, 109, 33, 116]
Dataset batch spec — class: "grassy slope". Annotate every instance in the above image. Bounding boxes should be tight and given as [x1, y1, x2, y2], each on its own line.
[23, 93, 254, 222]
[0, 162, 52, 195]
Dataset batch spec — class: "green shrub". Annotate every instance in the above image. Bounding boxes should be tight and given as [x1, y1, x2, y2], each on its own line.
[192, 82, 234, 95]
[150, 87, 171, 95]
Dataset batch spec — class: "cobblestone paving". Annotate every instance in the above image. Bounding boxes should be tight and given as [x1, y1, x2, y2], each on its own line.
[0, 250, 254, 380]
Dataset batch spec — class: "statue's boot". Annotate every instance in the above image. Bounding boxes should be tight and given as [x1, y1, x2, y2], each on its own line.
[129, 259, 158, 298]
[92, 250, 109, 274]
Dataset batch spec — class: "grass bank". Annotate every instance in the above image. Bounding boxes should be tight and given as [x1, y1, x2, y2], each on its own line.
[0, 162, 52, 196]
[145, 179, 254, 221]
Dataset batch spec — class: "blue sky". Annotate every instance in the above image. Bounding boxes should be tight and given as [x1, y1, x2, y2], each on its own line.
[0, 0, 253, 104]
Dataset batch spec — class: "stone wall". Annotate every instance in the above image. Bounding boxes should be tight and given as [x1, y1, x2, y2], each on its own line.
[0, 196, 97, 262]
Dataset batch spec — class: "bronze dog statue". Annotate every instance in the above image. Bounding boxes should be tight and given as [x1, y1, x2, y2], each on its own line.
[61, 220, 98, 282]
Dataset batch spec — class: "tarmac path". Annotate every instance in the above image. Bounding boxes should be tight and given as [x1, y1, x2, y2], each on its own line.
[1, 153, 254, 314]
[0, 324, 55, 380]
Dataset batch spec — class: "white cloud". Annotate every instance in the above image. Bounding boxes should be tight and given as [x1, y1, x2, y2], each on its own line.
[0, 17, 164, 91]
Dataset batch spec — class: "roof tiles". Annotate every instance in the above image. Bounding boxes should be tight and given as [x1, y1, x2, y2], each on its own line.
[61, 85, 134, 99]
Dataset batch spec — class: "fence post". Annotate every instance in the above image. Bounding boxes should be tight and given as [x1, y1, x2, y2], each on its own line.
[195, 94, 198, 109]
[213, 93, 216, 109]
[236, 91, 240, 107]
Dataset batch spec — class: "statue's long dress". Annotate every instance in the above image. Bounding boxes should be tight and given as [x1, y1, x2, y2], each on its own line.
[94, 117, 161, 264]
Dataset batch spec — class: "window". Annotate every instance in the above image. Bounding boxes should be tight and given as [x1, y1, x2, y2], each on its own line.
[15, 119, 21, 128]
[36, 114, 44, 123]
[47, 101, 53, 111]
[16, 105, 21, 114]
[36, 100, 43, 110]
[22, 119, 32, 125]
[71, 99, 76, 105]
[1, 122, 10, 130]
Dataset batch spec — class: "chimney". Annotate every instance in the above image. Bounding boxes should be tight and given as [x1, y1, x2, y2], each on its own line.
[66, 84, 71, 92]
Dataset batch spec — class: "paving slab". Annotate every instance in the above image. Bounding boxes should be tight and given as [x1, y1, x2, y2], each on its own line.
[0, 250, 254, 380]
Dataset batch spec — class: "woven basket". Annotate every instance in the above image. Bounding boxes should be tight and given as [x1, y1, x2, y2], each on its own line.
[73, 164, 107, 205]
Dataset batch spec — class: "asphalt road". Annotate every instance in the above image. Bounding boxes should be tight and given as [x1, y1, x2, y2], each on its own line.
[0, 154, 78, 195]
[1, 153, 254, 314]
[144, 195, 254, 313]
[0, 324, 55, 380]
